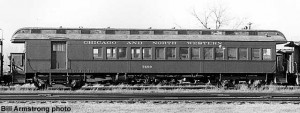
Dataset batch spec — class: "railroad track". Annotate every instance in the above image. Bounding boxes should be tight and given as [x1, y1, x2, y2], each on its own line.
[0, 85, 217, 90]
[2, 85, 300, 90]
[1, 92, 300, 102]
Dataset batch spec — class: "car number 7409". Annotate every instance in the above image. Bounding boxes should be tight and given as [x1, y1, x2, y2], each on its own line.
[142, 65, 152, 69]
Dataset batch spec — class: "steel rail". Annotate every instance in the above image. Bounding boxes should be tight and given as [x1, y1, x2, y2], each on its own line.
[2, 85, 300, 91]
[0, 92, 300, 102]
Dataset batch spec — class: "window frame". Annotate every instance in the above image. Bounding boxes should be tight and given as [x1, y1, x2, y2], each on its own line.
[117, 47, 127, 59]
[238, 48, 248, 60]
[106, 47, 117, 59]
[215, 48, 224, 60]
[191, 47, 201, 60]
[228, 48, 238, 60]
[155, 47, 165, 60]
[131, 47, 142, 59]
[166, 47, 176, 60]
[179, 47, 189, 60]
[52, 42, 66, 52]
[204, 47, 214, 60]
[93, 47, 103, 59]
[142, 47, 152, 60]
[262, 48, 272, 60]
[251, 48, 261, 60]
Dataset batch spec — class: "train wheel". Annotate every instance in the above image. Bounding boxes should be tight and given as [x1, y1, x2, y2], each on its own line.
[33, 77, 46, 90]
[70, 79, 84, 90]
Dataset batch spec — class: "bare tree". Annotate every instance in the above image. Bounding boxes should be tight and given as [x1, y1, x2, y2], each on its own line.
[192, 4, 248, 29]
[191, 8, 211, 29]
[210, 5, 229, 29]
[173, 22, 183, 29]
[231, 17, 249, 29]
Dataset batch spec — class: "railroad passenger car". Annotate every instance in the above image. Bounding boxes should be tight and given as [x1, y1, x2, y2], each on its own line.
[10, 27, 287, 88]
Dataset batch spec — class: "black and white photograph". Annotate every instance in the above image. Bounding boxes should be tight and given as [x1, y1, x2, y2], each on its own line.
[0, 0, 300, 113]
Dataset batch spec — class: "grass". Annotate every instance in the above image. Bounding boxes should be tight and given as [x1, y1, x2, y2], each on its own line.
[2, 102, 300, 113]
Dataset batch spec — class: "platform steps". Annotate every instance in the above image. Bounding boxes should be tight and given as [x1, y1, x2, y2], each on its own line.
[12, 74, 26, 84]
[275, 77, 287, 84]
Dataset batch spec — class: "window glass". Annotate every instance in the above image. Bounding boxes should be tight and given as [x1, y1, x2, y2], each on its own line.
[52, 43, 65, 51]
[31, 29, 41, 34]
[66, 30, 80, 34]
[143, 48, 152, 59]
[239, 48, 248, 60]
[228, 48, 237, 60]
[139, 31, 153, 35]
[106, 47, 116, 59]
[155, 48, 165, 59]
[202, 31, 211, 35]
[163, 31, 177, 35]
[118, 47, 127, 59]
[191, 47, 200, 60]
[105, 30, 115, 34]
[178, 30, 187, 35]
[215, 48, 224, 60]
[204, 48, 213, 60]
[131, 48, 141, 59]
[18, 29, 30, 34]
[252, 48, 261, 60]
[130, 30, 139, 34]
[56, 29, 66, 34]
[90, 30, 105, 34]
[249, 31, 258, 35]
[188, 30, 200, 35]
[93, 48, 103, 59]
[263, 48, 272, 60]
[81, 29, 91, 34]
[180, 47, 189, 60]
[166, 48, 176, 59]
[225, 31, 235, 35]
[42, 30, 56, 34]
[11, 54, 24, 66]
[115, 30, 129, 34]
[154, 30, 164, 35]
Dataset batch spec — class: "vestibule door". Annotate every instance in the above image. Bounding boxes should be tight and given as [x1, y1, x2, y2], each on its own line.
[51, 41, 66, 69]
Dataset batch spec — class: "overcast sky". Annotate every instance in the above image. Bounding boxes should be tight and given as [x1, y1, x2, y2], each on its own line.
[0, 0, 299, 70]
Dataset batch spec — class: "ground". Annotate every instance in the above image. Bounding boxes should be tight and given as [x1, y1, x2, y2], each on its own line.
[0, 101, 299, 113]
